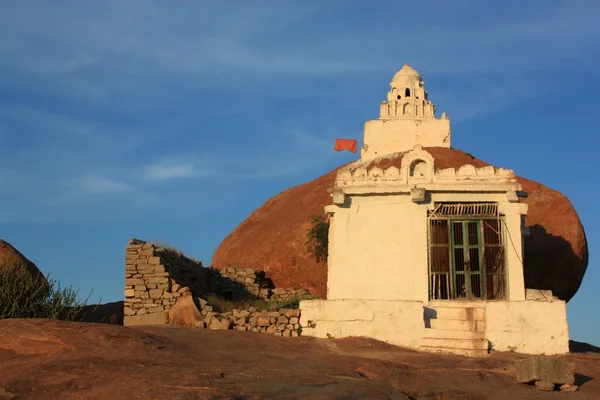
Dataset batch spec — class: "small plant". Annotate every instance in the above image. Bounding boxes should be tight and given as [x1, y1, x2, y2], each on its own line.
[305, 215, 329, 263]
[0, 267, 95, 321]
[296, 325, 303, 336]
[205, 293, 270, 313]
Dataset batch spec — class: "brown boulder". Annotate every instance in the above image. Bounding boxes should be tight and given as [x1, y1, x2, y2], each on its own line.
[0, 239, 45, 281]
[168, 296, 202, 326]
[212, 147, 588, 302]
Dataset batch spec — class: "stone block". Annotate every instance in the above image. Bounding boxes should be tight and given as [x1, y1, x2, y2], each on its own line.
[137, 308, 147, 315]
[534, 381, 555, 391]
[124, 312, 168, 326]
[210, 318, 231, 330]
[124, 289, 135, 298]
[149, 289, 163, 299]
[515, 357, 575, 385]
[257, 317, 270, 326]
[134, 285, 147, 291]
[289, 317, 299, 324]
[124, 306, 135, 316]
[126, 278, 144, 286]
[148, 256, 163, 265]
[285, 309, 300, 318]
[265, 326, 276, 334]
[277, 315, 289, 324]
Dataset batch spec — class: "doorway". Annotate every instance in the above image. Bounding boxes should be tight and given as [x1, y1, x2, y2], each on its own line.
[428, 203, 506, 301]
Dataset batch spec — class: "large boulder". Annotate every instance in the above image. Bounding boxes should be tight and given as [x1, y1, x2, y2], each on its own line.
[212, 147, 588, 302]
[0, 239, 45, 281]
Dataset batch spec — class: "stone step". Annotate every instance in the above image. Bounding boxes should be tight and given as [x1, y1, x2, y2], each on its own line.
[422, 328, 486, 340]
[421, 337, 489, 351]
[430, 318, 485, 332]
[429, 307, 485, 321]
[428, 300, 486, 309]
[420, 346, 489, 357]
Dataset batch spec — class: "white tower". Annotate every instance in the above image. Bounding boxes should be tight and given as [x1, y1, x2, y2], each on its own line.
[361, 64, 451, 160]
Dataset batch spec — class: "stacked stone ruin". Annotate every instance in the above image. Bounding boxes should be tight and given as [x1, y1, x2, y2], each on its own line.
[208, 266, 311, 302]
[124, 239, 312, 331]
[124, 239, 208, 325]
[193, 297, 301, 336]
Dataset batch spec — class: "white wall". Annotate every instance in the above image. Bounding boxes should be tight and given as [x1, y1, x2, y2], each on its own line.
[361, 118, 450, 160]
[300, 299, 425, 349]
[485, 300, 570, 355]
[327, 195, 429, 303]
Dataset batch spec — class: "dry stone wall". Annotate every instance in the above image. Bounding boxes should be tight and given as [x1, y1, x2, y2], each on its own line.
[208, 267, 312, 302]
[124, 239, 313, 331]
[124, 239, 208, 326]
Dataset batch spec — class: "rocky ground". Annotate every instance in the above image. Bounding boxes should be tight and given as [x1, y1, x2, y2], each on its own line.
[0, 319, 598, 399]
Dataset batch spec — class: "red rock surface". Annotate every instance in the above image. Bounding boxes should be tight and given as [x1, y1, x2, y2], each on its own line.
[1, 319, 599, 399]
[212, 147, 588, 302]
[0, 239, 45, 280]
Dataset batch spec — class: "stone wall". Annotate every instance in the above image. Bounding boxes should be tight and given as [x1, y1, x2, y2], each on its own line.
[124, 239, 313, 328]
[207, 266, 312, 302]
[193, 297, 301, 336]
[124, 239, 208, 326]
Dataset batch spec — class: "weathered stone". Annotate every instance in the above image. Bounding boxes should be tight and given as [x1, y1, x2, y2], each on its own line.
[283, 329, 292, 337]
[291, 331, 299, 337]
[124, 289, 135, 297]
[515, 357, 575, 385]
[265, 326, 277, 334]
[149, 289, 163, 299]
[204, 312, 216, 326]
[290, 317, 299, 324]
[124, 312, 168, 326]
[534, 381, 555, 391]
[560, 384, 578, 392]
[137, 308, 147, 315]
[235, 325, 248, 331]
[168, 295, 202, 326]
[285, 309, 300, 318]
[148, 256, 163, 265]
[257, 317, 270, 327]
[277, 315, 289, 324]
[134, 285, 147, 291]
[126, 278, 144, 286]
[210, 318, 231, 330]
[124, 307, 135, 316]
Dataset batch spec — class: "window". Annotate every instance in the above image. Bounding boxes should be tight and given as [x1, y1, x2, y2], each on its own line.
[405, 88, 411, 97]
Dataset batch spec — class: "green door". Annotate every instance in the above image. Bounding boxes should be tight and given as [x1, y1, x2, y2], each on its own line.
[450, 220, 485, 299]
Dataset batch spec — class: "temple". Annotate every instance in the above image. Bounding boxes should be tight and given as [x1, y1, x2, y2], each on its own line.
[299, 64, 569, 356]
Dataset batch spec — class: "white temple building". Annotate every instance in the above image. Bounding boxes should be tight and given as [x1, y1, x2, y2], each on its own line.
[299, 64, 569, 356]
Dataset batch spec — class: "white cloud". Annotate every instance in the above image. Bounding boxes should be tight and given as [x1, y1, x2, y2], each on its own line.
[141, 161, 215, 182]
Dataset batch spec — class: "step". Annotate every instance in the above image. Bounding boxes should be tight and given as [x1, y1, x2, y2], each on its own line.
[428, 306, 485, 321]
[420, 346, 489, 357]
[430, 318, 485, 332]
[422, 328, 485, 340]
[421, 337, 489, 351]
[428, 300, 486, 308]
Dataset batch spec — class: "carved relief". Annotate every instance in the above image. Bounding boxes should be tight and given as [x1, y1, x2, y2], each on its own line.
[335, 146, 518, 189]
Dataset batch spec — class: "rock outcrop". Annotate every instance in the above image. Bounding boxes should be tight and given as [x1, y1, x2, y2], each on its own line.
[0, 239, 45, 281]
[212, 147, 588, 302]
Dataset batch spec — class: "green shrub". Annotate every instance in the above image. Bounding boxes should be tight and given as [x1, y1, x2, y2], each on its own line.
[305, 215, 329, 263]
[0, 267, 95, 321]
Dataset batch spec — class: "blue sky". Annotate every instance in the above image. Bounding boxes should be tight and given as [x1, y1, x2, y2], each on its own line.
[0, 1, 598, 345]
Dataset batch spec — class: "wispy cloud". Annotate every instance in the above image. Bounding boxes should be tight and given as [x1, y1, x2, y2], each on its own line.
[63, 176, 135, 195]
[141, 161, 215, 182]
[0, 0, 598, 222]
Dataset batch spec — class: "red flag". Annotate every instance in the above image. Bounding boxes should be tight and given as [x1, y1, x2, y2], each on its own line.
[334, 138, 358, 153]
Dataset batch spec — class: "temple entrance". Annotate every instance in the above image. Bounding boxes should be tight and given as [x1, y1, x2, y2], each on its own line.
[428, 203, 507, 301]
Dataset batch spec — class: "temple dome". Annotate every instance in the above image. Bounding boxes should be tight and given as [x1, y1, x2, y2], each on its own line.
[392, 64, 421, 81]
